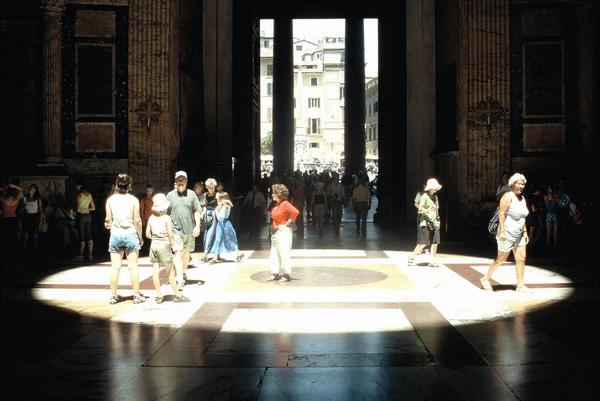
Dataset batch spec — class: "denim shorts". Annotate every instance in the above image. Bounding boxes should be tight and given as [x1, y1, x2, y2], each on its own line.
[108, 232, 141, 253]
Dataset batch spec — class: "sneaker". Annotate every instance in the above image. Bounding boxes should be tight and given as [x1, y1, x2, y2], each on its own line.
[73, 255, 84, 262]
[428, 261, 439, 267]
[267, 274, 280, 282]
[279, 274, 291, 282]
[109, 294, 121, 305]
[133, 294, 146, 304]
[155, 296, 164, 304]
[174, 295, 191, 303]
[480, 277, 493, 291]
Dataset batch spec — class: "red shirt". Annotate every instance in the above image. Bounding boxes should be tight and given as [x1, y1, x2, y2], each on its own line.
[139, 196, 153, 224]
[270, 200, 299, 227]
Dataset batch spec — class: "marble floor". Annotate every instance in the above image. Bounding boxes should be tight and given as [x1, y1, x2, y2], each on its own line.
[1, 220, 598, 400]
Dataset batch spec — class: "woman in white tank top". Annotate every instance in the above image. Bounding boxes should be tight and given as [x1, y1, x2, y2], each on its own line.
[104, 174, 145, 305]
[481, 173, 530, 293]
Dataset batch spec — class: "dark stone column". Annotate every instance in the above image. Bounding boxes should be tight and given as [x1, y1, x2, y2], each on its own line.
[375, 12, 407, 227]
[40, 0, 65, 165]
[344, 17, 366, 178]
[272, 17, 294, 175]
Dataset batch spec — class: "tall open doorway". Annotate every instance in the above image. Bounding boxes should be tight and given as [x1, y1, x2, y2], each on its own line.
[258, 19, 378, 178]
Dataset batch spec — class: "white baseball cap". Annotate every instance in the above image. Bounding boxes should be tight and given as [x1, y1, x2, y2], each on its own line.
[174, 171, 188, 180]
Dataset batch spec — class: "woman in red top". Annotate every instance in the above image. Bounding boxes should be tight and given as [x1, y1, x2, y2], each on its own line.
[268, 184, 299, 282]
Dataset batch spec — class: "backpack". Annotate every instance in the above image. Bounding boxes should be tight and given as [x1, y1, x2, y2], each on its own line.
[488, 207, 500, 235]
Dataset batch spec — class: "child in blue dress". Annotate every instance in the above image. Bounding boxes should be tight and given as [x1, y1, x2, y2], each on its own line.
[206, 192, 243, 263]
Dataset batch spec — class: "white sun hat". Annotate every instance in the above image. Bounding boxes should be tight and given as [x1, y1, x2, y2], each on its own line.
[424, 178, 442, 192]
[151, 193, 170, 212]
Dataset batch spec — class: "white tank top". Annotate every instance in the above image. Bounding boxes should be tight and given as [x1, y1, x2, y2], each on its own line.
[504, 193, 529, 238]
[107, 194, 138, 234]
[24, 197, 39, 214]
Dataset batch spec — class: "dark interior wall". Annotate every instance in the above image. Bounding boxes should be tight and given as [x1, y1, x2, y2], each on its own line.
[435, 0, 458, 153]
[0, 1, 40, 174]
[178, 0, 205, 181]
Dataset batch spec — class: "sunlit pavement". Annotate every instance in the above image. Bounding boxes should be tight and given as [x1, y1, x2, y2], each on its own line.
[2, 216, 598, 400]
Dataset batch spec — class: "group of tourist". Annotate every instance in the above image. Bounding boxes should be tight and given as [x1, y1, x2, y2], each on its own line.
[3, 167, 588, 303]
[104, 171, 249, 304]
[0, 179, 96, 260]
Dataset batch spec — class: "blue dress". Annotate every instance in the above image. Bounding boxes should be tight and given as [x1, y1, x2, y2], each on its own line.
[207, 206, 239, 258]
[203, 193, 218, 254]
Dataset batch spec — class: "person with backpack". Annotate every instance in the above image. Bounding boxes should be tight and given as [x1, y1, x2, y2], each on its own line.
[481, 173, 530, 292]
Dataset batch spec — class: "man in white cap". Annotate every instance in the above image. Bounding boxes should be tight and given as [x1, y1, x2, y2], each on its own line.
[167, 171, 202, 288]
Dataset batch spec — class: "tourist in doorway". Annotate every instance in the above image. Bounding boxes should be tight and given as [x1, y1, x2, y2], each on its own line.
[408, 178, 442, 267]
[480, 173, 530, 292]
[21, 184, 44, 257]
[311, 182, 328, 238]
[75, 181, 96, 262]
[242, 183, 266, 239]
[104, 174, 145, 305]
[267, 184, 299, 282]
[290, 172, 305, 238]
[328, 172, 345, 236]
[206, 192, 243, 263]
[167, 171, 202, 289]
[352, 178, 371, 238]
[202, 178, 219, 262]
[139, 183, 154, 255]
[191, 181, 207, 262]
[146, 193, 190, 304]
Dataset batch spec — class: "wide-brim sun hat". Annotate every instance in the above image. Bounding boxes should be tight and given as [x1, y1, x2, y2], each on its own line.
[424, 178, 442, 192]
[151, 193, 170, 212]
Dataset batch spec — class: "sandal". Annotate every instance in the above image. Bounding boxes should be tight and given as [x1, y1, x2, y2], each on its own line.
[155, 296, 164, 304]
[133, 294, 146, 304]
[267, 274, 280, 282]
[174, 295, 191, 303]
[279, 274, 291, 283]
[480, 277, 493, 291]
[515, 284, 529, 293]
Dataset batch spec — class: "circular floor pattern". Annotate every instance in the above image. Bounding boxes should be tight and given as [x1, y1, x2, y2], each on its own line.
[250, 266, 388, 287]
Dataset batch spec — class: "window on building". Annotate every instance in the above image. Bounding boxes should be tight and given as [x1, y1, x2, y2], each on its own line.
[339, 85, 345, 99]
[309, 118, 320, 134]
[374, 101, 379, 113]
[264, 39, 270, 48]
[310, 142, 319, 148]
[296, 45, 302, 51]
[310, 77, 318, 86]
[266, 82, 272, 96]
[267, 108, 272, 122]
[267, 64, 273, 76]
[308, 98, 320, 108]
[368, 104, 372, 115]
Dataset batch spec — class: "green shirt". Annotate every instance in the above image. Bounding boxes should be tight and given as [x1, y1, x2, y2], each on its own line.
[167, 189, 201, 235]
[418, 193, 440, 228]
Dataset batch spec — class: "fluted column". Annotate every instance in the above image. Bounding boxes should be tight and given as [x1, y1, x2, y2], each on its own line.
[344, 17, 366, 177]
[457, 0, 510, 219]
[272, 17, 294, 174]
[40, 0, 65, 164]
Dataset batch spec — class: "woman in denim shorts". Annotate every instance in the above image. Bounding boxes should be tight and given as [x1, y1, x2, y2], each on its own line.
[104, 174, 145, 305]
